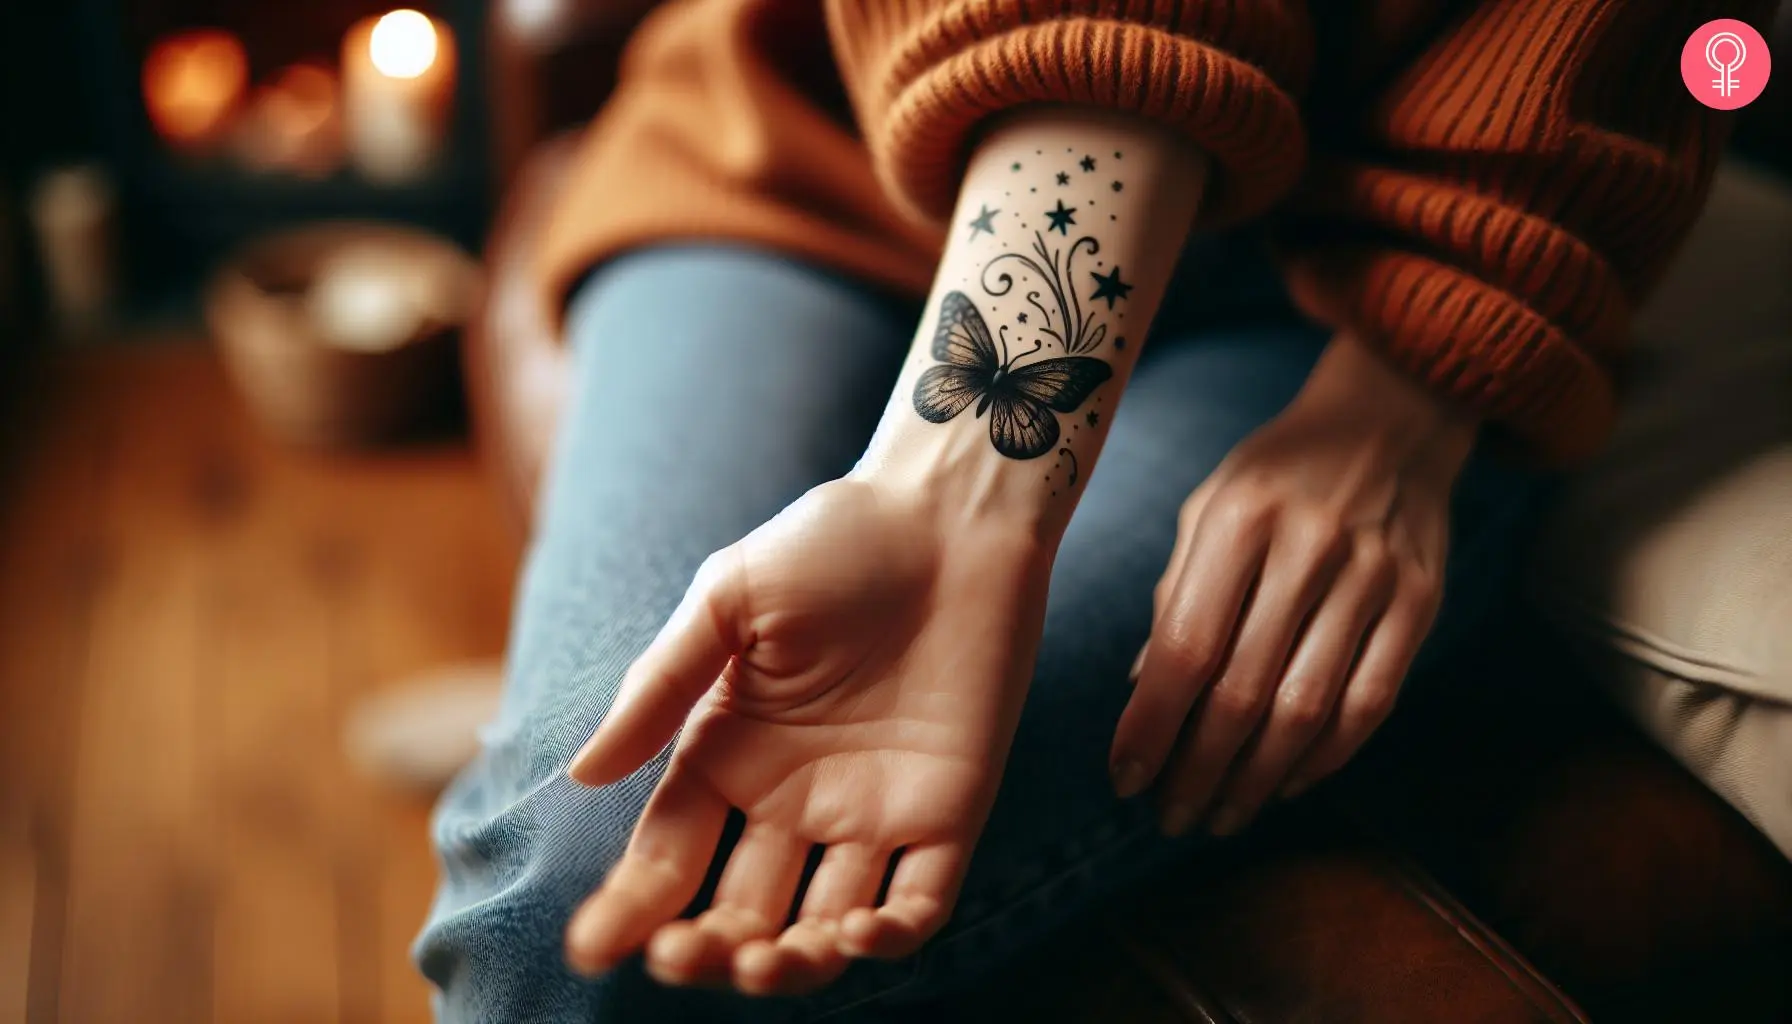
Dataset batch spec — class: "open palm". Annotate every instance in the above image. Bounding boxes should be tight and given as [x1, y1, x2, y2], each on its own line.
[563, 477, 1049, 996]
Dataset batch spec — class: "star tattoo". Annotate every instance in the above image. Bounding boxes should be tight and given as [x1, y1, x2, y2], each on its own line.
[1111, 180, 1124, 192]
[1044, 200, 1078, 235]
[1056, 171, 1071, 185]
[966, 204, 1000, 239]
[1086, 410, 1100, 427]
[1016, 312, 1028, 323]
[1089, 266, 1133, 309]
[1080, 155, 1096, 172]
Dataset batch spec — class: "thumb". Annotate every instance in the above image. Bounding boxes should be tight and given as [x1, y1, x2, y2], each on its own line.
[567, 551, 745, 786]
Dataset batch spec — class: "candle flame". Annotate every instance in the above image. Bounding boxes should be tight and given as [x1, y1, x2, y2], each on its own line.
[369, 10, 438, 79]
[143, 29, 248, 143]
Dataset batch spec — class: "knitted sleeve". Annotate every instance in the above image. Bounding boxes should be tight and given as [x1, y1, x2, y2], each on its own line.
[1276, 0, 1775, 462]
[828, 0, 1316, 227]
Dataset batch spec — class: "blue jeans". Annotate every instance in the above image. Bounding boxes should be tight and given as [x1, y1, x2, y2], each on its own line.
[417, 243, 1540, 1022]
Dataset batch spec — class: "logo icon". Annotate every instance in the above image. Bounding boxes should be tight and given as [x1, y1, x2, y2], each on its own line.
[1683, 19, 1771, 110]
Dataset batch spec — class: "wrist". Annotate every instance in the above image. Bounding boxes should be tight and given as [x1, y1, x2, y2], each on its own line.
[1294, 332, 1477, 476]
[850, 415, 1066, 554]
[849, 107, 1211, 555]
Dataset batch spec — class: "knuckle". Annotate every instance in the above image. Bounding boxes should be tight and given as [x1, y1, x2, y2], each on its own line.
[1344, 685, 1399, 731]
[1153, 629, 1223, 682]
[1352, 532, 1392, 571]
[1401, 567, 1443, 610]
[1207, 681, 1267, 722]
[1290, 509, 1349, 559]
[692, 549, 735, 590]
[1212, 491, 1274, 539]
[1176, 496, 1205, 531]
[1274, 685, 1333, 732]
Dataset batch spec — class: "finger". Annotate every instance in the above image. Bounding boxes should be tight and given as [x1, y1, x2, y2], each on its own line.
[646, 821, 809, 986]
[1111, 501, 1268, 798]
[1149, 484, 1213, 622]
[1282, 581, 1437, 797]
[732, 919, 847, 996]
[723, 843, 890, 994]
[569, 551, 745, 786]
[1205, 553, 1394, 834]
[838, 843, 965, 961]
[799, 842, 889, 922]
[565, 766, 730, 976]
[1156, 519, 1347, 835]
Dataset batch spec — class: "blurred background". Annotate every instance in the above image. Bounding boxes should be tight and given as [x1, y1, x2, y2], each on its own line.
[0, 1, 635, 1021]
[0, 2, 1788, 1023]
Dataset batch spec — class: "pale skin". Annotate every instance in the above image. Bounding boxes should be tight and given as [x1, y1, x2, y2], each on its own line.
[563, 106, 1477, 996]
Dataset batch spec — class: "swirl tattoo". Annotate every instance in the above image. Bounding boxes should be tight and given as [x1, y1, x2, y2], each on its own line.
[1057, 446, 1080, 487]
[981, 231, 1109, 354]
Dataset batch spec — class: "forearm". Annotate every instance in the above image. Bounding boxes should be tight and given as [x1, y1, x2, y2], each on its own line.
[856, 106, 1208, 546]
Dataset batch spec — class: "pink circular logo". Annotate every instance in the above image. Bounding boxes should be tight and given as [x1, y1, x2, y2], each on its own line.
[1682, 19, 1771, 110]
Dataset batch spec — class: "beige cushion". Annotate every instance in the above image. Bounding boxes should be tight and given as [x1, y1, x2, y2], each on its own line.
[1530, 163, 1792, 857]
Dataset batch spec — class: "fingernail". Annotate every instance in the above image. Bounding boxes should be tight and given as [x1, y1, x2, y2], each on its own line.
[1161, 803, 1198, 837]
[567, 732, 608, 784]
[1111, 758, 1150, 798]
[1208, 806, 1245, 836]
[566, 745, 595, 783]
[1127, 645, 1147, 685]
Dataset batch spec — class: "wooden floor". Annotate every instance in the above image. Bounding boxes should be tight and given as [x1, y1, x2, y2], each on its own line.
[0, 343, 520, 1024]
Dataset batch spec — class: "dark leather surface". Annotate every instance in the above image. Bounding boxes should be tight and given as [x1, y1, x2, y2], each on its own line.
[1340, 621, 1792, 1022]
[937, 804, 1589, 1024]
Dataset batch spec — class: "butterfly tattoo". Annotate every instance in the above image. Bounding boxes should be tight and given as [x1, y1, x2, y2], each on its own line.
[912, 291, 1112, 460]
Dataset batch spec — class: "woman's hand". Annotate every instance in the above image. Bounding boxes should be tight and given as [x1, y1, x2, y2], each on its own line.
[562, 107, 1206, 996]
[563, 473, 1052, 995]
[1110, 334, 1476, 836]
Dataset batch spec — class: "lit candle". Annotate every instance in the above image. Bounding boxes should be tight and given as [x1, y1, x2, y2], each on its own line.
[142, 29, 248, 153]
[341, 10, 457, 183]
[233, 63, 344, 178]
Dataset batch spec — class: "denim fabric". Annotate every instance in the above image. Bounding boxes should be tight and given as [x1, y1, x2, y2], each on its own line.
[416, 242, 1541, 1023]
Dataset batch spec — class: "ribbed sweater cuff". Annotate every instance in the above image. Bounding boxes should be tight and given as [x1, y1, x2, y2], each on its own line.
[1284, 246, 1618, 465]
[863, 16, 1307, 227]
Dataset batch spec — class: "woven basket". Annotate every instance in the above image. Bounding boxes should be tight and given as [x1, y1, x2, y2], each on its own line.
[206, 221, 480, 446]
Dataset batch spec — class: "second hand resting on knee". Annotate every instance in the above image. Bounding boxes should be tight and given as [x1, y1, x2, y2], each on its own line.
[561, 107, 1476, 996]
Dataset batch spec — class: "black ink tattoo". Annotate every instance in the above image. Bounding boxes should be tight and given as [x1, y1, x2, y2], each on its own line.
[917, 152, 1133, 478]
[1044, 200, 1077, 235]
[1089, 266, 1133, 309]
[912, 292, 1110, 460]
[983, 231, 1108, 354]
[1057, 447, 1081, 486]
[966, 205, 1000, 239]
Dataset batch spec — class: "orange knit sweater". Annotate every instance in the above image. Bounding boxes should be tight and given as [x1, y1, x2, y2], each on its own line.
[537, 0, 1776, 462]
